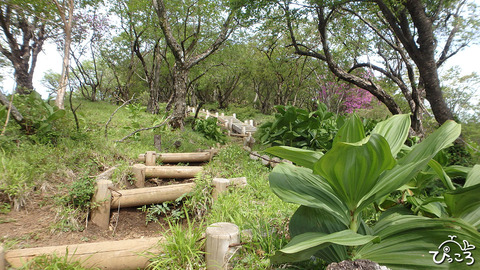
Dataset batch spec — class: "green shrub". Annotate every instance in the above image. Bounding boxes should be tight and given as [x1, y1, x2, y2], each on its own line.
[193, 117, 226, 144]
[258, 104, 340, 151]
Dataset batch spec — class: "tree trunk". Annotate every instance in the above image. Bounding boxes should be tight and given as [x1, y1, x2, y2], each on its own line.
[54, 0, 74, 110]
[13, 65, 34, 94]
[170, 64, 188, 129]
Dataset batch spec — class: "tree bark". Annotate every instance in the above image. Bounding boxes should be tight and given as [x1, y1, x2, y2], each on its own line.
[0, 5, 46, 95]
[170, 64, 188, 129]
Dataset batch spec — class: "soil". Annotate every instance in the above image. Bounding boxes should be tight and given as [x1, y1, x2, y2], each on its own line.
[0, 177, 194, 251]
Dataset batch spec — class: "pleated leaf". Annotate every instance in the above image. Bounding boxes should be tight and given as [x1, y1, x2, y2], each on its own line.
[269, 163, 350, 225]
[357, 215, 480, 269]
[371, 114, 410, 158]
[313, 134, 396, 211]
[271, 230, 379, 264]
[265, 146, 323, 169]
[333, 114, 365, 145]
[464, 164, 480, 187]
[444, 183, 480, 229]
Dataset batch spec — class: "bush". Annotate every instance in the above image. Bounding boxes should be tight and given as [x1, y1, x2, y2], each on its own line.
[258, 104, 341, 151]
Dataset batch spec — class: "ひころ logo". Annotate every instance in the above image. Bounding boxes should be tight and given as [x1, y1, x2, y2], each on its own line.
[429, 235, 475, 266]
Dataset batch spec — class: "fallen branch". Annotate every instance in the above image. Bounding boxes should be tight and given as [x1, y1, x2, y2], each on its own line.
[0, 91, 26, 131]
[104, 94, 136, 139]
[1, 93, 14, 135]
[114, 115, 172, 143]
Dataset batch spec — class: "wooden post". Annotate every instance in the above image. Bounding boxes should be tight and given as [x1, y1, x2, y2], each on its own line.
[5, 237, 163, 270]
[229, 177, 247, 187]
[145, 151, 156, 166]
[0, 245, 5, 270]
[154, 135, 162, 152]
[91, 180, 112, 230]
[249, 120, 254, 126]
[212, 178, 230, 200]
[206, 222, 239, 270]
[241, 126, 246, 135]
[221, 112, 224, 117]
[111, 183, 195, 208]
[132, 164, 146, 188]
[232, 113, 236, 119]
[215, 112, 219, 117]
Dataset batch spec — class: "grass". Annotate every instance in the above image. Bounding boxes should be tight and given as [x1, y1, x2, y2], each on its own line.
[0, 98, 299, 269]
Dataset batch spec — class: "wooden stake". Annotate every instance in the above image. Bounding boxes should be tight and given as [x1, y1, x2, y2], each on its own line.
[0, 245, 5, 270]
[111, 183, 195, 208]
[145, 151, 156, 166]
[132, 164, 146, 188]
[206, 222, 240, 270]
[91, 180, 113, 230]
[154, 135, 162, 152]
[5, 237, 163, 270]
[212, 178, 230, 200]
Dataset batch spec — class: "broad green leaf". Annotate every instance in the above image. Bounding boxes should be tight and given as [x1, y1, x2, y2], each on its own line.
[444, 165, 471, 179]
[398, 121, 461, 166]
[265, 146, 323, 169]
[46, 109, 66, 122]
[333, 114, 365, 145]
[269, 163, 349, 225]
[371, 114, 410, 158]
[314, 134, 396, 211]
[444, 184, 480, 229]
[271, 230, 378, 264]
[359, 121, 462, 211]
[464, 164, 480, 187]
[428, 159, 455, 190]
[289, 206, 349, 263]
[357, 215, 480, 269]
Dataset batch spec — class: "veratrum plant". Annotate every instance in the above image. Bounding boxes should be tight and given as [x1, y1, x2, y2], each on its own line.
[267, 114, 480, 269]
[258, 104, 340, 151]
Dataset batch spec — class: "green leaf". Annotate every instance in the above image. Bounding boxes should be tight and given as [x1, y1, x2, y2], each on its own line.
[333, 114, 365, 145]
[46, 109, 66, 122]
[370, 114, 410, 158]
[464, 164, 480, 187]
[265, 146, 323, 169]
[269, 163, 349, 225]
[313, 134, 396, 211]
[271, 230, 379, 264]
[357, 215, 480, 269]
[428, 159, 455, 190]
[398, 121, 461, 166]
[444, 184, 480, 228]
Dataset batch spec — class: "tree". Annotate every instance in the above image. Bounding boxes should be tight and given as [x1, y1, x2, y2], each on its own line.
[273, 0, 479, 135]
[52, 0, 74, 109]
[441, 66, 480, 121]
[152, 0, 240, 129]
[0, 1, 50, 94]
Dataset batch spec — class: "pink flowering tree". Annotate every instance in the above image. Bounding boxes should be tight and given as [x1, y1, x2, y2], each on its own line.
[315, 73, 374, 114]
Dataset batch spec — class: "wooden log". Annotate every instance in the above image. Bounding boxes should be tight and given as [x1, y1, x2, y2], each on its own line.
[5, 237, 163, 270]
[206, 222, 239, 270]
[144, 166, 203, 179]
[212, 178, 230, 200]
[111, 183, 195, 208]
[138, 152, 212, 163]
[145, 151, 156, 166]
[0, 245, 5, 270]
[91, 180, 113, 230]
[132, 164, 146, 188]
